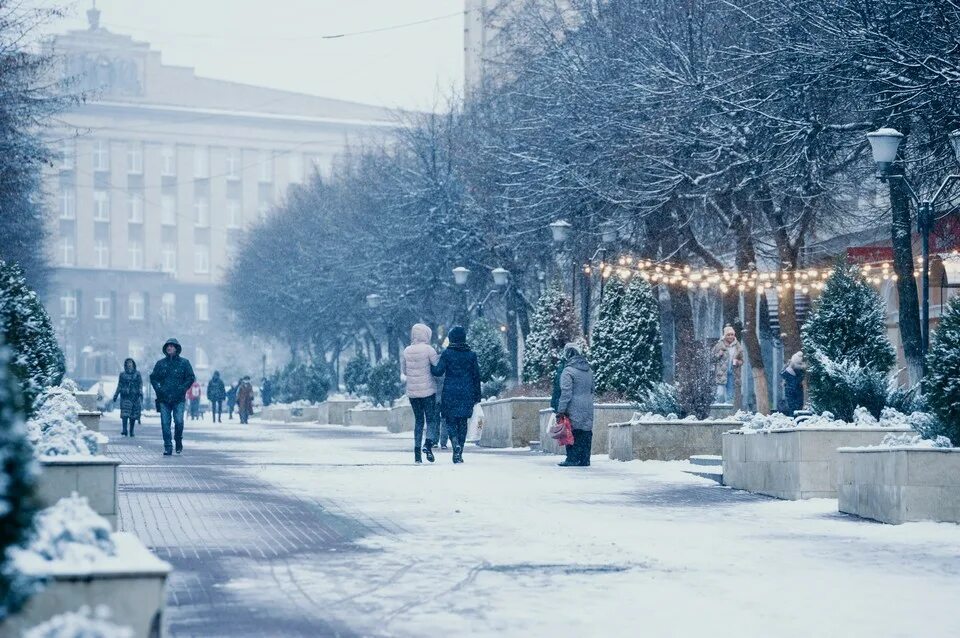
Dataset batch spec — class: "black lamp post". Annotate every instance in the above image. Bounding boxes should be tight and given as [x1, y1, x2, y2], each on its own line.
[452, 266, 510, 320]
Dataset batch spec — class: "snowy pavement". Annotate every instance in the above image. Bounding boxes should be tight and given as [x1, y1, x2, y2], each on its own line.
[108, 413, 960, 637]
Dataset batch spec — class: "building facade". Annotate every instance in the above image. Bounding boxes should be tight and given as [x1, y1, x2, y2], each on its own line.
[43, 6, 398, 386]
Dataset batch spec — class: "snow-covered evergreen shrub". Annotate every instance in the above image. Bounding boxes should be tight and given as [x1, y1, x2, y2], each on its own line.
[676, 344, 714, 420]
[368, 360, 402, 407]
[924, 296, 960, 446]
[522, 283, 578, 384]
[27, 386, 106, 457]
[13, 495, 115, 567]
[343, 354, 371, 396]
[0, 261, 65, 413]
[0, 344, 42, 620]
[802, 261, 895, 421]
[471, 319, 511, 384]
[607, 278, 662, 399]
[270, 361, 331, 404]
[637, 382, 683, 417]
[885, 383, 925, 415]
[23, 606, 133, 638]
[481, 375, 507, 400]
[591, 278, 626, 395]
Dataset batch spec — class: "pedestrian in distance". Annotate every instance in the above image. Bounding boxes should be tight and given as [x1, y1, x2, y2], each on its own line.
[207, 370, 226, 423]
[149, 338, 196, 456]
[780, 351, 806, 417]
[556, 343, 596, 467]
[112, 358, 142, 437]
[431, 326, 481, 464]
[237, 376, 255, 424]
[261, 377, 273, 407]
[226, 380, 238, 420]
[187, 380, 202, 420]
[402, 323, 440, 464]
[712, 325, 744, 404]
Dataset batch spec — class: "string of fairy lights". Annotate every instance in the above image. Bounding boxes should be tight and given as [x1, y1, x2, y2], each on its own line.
[584, 249, 960, 296]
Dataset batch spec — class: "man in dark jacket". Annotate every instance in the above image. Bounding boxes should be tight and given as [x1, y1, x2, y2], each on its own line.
[431, 326, 481, 464]
[149, 338, 196, 456]
[207, 370, 226, 423]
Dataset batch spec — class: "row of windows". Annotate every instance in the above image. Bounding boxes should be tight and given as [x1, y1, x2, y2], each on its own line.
[57, 238, 213, 273]
[61, 139, 319, 183]
[60, 292, 210, 322]
[63, 342, 211, 372]
[59, 191, 262, 228]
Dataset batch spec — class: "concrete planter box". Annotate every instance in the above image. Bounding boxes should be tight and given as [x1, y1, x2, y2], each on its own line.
[345, 407, 391, 428]
[709, 404, 737, 420]
[318, 399, 361, 425]
[4, 533, 171, 638]
[479, 397, 550, 448]
[610, 419, 740, 462]
[539, 404, 639, 456]
[78, 411, 101, 433]
[259, 407, 290, 422]
[722, 427, 912, 500]
[387, 404, 415, 433]
[74, 392, 99, 412]
[287, 406, 319, 422]
[838, 447, 960, 524]
[37, 457, 120, 529]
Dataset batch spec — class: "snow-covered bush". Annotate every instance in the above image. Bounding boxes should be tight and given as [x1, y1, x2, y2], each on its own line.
[12, 495, 115, 569]
[57, 378, 80, 393]
[591, 277, 626, 395]
[343, 354, 372, 396]
[802, 262, 895, 421]
[924, 296, 960, 446]
[737, 406, 927, 432]
[471, 319, 511, 388]
[23, 605, 133, 638]
[637, 382, 683, 417]
[269, 361, 331, 404]
[522, 283, 578, 384]
[26, 386, 106, 457]
[368, 360, 402, 407]
[481, 375, 507, 400]
[0, 260, 65, 413]
[0, 344, 42, 620]
[675, 343, 714, 420]
[879, 432, 952, 449]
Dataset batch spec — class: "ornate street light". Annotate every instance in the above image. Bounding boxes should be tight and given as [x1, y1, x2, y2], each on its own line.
[866, 127, 904, 176]
[452, 266, 471, 286]
[549, 220, 572, 243]
[492, 267, 510, 287]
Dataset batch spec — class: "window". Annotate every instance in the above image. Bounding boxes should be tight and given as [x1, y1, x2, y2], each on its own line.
[195, 293, 209, 321]
[60, 236, 76, 266]
[128, 339, 145, 362]
[93, 190, 110, 222]
[161, 145, 176, 176]
[94, 296, 111, 319]
[161, 195, 177, 226]
[161, 245, 177, 274]
[193, 146, 209, 178]
[194, 245, 210, 274]
[226, 199, 241, 228]
[60, 293, 77, 318]
[61, 139, 76, 170]
[257, 200, 270, 220]
[288, 153, 303, 184]
[127, 142, 143, 174]
[161, 293, 175, 320]
[258, 151, 273, 183]
[193, 197, 209, 227]
[94, 240, 110, 268]
[225, 149, 240, 180]
[92, 140, 110, 172]
[128, 292, 144, 320]
[195, 346, 210, 370]
[60, 188, 76, 219]
[128, 242, 144, 270]
[127, 192, 143, 223]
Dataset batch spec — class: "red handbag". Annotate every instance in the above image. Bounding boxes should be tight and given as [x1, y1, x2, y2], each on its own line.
[554, 414, 575, 447]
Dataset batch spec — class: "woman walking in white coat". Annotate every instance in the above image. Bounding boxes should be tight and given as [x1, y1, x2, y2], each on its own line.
[401, 323, 440, 464]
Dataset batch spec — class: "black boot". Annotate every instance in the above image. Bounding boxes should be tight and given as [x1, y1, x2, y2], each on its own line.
[129, 421, 135, 438]
[175, 440, 183, 454]
[415, 447, 422, 464]
[423, 440, 435, 463]
[453, 446, 463, 464]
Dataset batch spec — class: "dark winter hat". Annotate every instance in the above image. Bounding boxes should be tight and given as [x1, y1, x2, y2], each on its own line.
[448, 326, 467, 345]
[123, 358, 136, 370]
[162, 338, 182, 356]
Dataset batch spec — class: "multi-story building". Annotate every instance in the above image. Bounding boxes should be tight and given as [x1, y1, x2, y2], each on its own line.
[43, 6, 398, 386]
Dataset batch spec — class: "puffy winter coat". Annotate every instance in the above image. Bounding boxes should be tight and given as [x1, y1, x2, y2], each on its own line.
[237, 381, 255, 412]
[112, 365, 143, 420]
[149, 338, 196, 407]
[781, 367, 805, 416]
[207, 373, 226, 401]
[402, 323, 439, 399]
[556, 354, 595, 431]
[432, 344, 481, 420]
[712, 338, 744, 383]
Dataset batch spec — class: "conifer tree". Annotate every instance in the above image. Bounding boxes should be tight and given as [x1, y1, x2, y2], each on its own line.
[522, 283, 578, 384]
[470, 318, 510, 382]
[612, 278, 663, 400]
[925, 296, 960, 444]
[591, 278, 626, 395]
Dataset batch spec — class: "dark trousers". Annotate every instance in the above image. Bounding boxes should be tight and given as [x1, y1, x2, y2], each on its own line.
[121, 417, 137, 435]
[439, 419, 450, 447]
[564, 429, 593, 466]
[159, 401, 185, 452]
[228, 401, 235, 419]
[447, 417, 469, 452]
[410, 395, 438, 450]
[211, 400, 223, 421]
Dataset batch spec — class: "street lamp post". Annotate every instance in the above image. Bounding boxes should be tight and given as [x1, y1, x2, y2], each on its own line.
[866, 127, 960, 365]
[550, 219, 618, 337]
[452, 266, 510, 320]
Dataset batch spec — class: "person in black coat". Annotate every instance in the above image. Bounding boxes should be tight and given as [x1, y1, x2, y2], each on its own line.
[781, 351, 806, 417]
[226, 381, 239, 420]
[431, 326, 481, 464]
[149, 338, 196, 456]
[207, 370, 226, 423]
[112, 358, 143, 437]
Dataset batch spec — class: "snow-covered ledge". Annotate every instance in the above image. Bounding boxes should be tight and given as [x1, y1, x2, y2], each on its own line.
[610, 417, 740, 461]
[287, 405, 320, 422]
[78, 411, 101, 433]
[838, 446, 960, 524]
[478, 397, 550, 448]
[345, 406, 391, 428]
[318, 399, 361, 425]
[36, 457, 121, 528]
[387, 404, 414, 433]
[73, 392, 98, 412]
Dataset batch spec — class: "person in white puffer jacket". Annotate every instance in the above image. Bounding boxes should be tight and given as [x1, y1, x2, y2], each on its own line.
[401, 323, 440, 464]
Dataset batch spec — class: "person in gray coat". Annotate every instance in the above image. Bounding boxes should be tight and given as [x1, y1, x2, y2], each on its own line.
[556, 343, 595, 467]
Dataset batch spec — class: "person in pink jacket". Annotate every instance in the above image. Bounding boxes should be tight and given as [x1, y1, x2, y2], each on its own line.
[401, 323, 440, 464]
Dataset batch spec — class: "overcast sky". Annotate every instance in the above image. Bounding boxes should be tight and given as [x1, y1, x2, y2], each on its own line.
[33, 0, 465, 111]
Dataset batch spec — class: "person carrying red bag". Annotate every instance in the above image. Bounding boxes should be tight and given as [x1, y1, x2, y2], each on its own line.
[555, 343, 595, 467]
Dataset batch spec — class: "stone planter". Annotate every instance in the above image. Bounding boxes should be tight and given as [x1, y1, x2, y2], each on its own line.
[539, 404, 639, 456]
[259, 407, 290, 422]
[478, 397, 550, 448]
[609, 419, 740, 462]
[74, 391, 99, 412]
[318, 399, 361, 425]
[345, 407, 391, 428]
[78, 411, 101, 433]
[287, 406, 319, 423]
[4, 533, 171, 638]
[36, 457, 120, 528]
[387, 404, 415, 433]
[708, 404, 737, 420]
[838, 447, 960, 524]
[722, 427, 911, 500]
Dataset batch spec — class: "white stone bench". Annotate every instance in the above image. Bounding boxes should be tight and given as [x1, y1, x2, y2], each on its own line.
[36, 457, 120, 529]
[610, 419, 740, 461]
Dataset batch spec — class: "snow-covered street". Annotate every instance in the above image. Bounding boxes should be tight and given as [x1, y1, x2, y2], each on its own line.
[110, 413, 960, 638]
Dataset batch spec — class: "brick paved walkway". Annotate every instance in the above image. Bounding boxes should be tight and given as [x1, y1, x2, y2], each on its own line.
[109, 415, 391, 637]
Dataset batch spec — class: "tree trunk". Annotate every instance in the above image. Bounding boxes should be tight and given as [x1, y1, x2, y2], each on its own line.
[777, 278, 803, 357]
[889, 173, 924, 384]
[670, 284, 696, 374]
[742, 289, 770, 414]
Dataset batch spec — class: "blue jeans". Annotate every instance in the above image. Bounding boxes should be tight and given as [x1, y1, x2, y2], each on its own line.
[159, 401, 185, 451]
